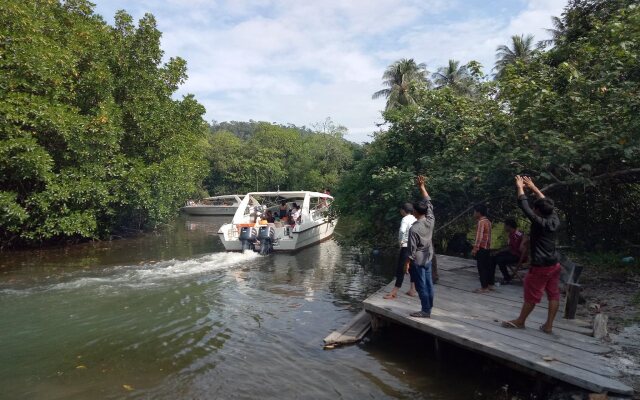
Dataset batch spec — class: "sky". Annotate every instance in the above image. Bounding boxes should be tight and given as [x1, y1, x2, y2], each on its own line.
[93, 0, 568, 143]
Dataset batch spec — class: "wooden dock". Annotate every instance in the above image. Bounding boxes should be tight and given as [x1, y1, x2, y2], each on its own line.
[362, 254, 634, 396]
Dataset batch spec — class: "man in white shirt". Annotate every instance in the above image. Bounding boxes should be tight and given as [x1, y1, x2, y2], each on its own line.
[384, 203, 418, 299]
[291, 204, 301, 224]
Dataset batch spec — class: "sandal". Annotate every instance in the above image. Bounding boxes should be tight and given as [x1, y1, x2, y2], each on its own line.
[539, 324, 552, 334]
[383, 293, 397, 300]
[501, 320, 525, 329]
[405, 291, 418, 297]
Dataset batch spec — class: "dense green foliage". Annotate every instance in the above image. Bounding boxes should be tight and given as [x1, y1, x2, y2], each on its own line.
[337, 0, 640, 250]
[205, 119, 359, 195]
[0, 0, 209, 247]
[3, 0, 637, 255]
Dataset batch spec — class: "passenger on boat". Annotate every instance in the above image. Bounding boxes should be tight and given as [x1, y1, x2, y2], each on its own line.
[291, 204, 301, 225]
[264, 210, 275, 223]
[278, 201, 288, 219]
[319, 189, 331, 208]
[288, 203, 298, 219]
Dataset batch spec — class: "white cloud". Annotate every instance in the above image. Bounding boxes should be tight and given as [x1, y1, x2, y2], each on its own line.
[94, 0, 568, 143]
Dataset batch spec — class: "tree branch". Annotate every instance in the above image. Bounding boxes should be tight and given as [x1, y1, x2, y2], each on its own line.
[435, 195, 508, 233]
[540, 168, 640, 193]
[435, 168, 640, 235]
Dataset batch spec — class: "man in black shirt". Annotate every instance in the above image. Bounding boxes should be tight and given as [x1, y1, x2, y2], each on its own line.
[502, 176, 561, 334]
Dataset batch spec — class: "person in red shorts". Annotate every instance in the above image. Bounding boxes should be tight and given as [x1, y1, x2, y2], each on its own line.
[502, 175, 561, 334]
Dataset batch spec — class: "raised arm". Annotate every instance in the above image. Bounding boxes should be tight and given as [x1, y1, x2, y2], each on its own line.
[417, 175, 434, 223]
[515, 175, 525, 197]
[516, 175, 544, 224]
[417, 175, 429, 199]
[523, 176, 545, 199]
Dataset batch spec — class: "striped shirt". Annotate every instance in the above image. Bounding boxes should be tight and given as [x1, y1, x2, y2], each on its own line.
[474, 217, 492, 251]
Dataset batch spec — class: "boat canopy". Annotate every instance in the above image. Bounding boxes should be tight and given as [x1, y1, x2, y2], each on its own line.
[202, 195, 242, 201]
[198, 195, 260, 205]
[231, 191, 333, 224]
[246, 191, 332, 199]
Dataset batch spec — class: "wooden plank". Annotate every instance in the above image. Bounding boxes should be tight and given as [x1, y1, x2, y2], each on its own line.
[434, 255, 476, 270]
[378, 277, 608, 354]
[361, 256, 632, 396]
[431, 286, 609, 351]
[363, 297, 633, 395]
[432, 282, 596, 337]
[373, 291, 618, 376]
[434, 273, 594, 335]
[372, 282, 609, 355]
[384, 284, 612, 354]
[323, 310, 371, 346]
[428, 276, 594, 336]
[436, 257, 592, 329]
[371, 281, 610, 359]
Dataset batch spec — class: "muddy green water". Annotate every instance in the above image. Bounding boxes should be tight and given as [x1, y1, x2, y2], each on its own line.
[0, 216, 518, 399]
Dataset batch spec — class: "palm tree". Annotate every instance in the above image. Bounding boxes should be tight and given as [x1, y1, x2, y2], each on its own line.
[372, 58, 429, 111]
[432, 59, 473, 95]
[494, 34, 535, 79]
[539, 16, 566, 48]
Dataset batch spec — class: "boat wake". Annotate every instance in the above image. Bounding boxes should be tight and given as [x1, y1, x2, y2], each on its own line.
[1, 251, 261, 295]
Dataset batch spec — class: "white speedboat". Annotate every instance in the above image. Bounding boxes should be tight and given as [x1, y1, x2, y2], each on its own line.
[181, 195, 258, 216]
[217, 191, 337, 254]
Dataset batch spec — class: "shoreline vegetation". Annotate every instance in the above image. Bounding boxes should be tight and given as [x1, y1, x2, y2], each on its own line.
[0, 2, 637, 261]
[1, 0, 638, 256]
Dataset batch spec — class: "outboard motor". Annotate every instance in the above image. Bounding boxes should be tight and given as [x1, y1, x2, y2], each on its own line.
[256, 226, 275, 255]
[239, 226, 257, 251]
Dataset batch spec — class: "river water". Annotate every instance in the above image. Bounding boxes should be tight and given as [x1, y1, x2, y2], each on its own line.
[0, 216, 521, 399]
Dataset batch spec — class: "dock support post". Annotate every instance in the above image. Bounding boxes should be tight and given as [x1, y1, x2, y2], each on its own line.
[564, 282, 581, 319]
[433, 337, 442, 361]
[370, 314, 382, 332]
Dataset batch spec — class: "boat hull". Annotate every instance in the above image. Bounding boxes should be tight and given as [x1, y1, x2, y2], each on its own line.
[218, 219, 337, 252]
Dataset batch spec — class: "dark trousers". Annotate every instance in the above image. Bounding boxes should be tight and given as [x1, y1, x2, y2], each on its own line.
[492, 251, 519, 281]
[476, 248, 493, 288]
[394, 247, 412, 288]
[409, 260, 434, 314]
